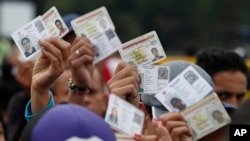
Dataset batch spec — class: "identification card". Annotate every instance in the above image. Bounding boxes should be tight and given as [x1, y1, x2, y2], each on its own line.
[11, 16, 50, 60]
[137, 65, 169, 94]
[105, 94, 144, 135]
[155, 65, 213, 112]
[181, 93, 231, 140]
[119, 31, 166, 65]
[71, 6, 121, 64]
[42, 6, 69, 38]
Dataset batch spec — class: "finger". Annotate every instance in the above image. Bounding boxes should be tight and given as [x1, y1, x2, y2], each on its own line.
[110, 85, 139, 101]
[46, 37, 70, 62]
[70, 54, 94, 68]
[171, 126, 192, 141]
[38, 39, 63, 63]
[108, 76, 139, 93]
[107, 65, 139, 86]
[151, 120, 173, 141]
[138, 135, 158, 141]
[165, 121, 188, 133]
[69, 44, 94, 61]
[114, 61, 134, 74]
[157, 125, 173, 141]
[42, 49, 62, 74]
[71, 37, 93, 54]
[160, 112, 187, 124]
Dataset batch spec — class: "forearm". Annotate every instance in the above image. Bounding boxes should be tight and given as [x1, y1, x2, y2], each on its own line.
[30, 85, 51, 114]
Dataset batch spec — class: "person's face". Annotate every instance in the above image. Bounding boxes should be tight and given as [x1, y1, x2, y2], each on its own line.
[22, 39, 31, 51]
[82, 70, 107, 117]
[55, 21, 64, 31]
[172, 99, 185, 110]
[100, 19, 107, 29]
[213, 111, 222, 120]
[214, 71, 247, 108]
[0, 122, 5, 141]
[112, 107, 118, 116]
[151, 49, 159, 58]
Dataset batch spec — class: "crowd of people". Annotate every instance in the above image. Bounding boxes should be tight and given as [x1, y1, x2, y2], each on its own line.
[0, 10, 250, 141]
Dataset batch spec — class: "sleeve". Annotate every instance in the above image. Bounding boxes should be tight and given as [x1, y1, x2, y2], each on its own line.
[24, 91, 55, 121]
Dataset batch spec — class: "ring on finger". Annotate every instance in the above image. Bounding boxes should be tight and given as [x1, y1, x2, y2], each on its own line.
[75, 49, 81, 57]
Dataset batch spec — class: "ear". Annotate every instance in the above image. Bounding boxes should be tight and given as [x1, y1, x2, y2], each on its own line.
[138, 102, 150, 130]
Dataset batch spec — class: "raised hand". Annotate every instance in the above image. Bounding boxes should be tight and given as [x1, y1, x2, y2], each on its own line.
[31, 37, 70, 114]
[68, 37, 94, 87]
[107, 61, 140, 106]
[160, 112, 192, 141]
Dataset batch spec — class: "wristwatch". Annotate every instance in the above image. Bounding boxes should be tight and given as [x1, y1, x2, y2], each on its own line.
[68, 78, 90, 95]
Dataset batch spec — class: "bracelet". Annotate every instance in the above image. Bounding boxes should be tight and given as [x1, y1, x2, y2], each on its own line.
[68, 78, 90, 95]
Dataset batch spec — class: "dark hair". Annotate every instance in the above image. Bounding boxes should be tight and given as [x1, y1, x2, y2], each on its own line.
[170, 97, 181, 105]
[21, 37, 30, 46]
[196, 48, 248, 78]
[151, 48, 157, 52]
[55, 19, 62, 25]
[144, 104, 153, 119]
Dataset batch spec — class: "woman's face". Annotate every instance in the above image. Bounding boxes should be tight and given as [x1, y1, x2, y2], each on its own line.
[112, 107, 117, 116]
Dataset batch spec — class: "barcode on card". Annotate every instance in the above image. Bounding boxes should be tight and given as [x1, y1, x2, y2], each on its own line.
[133, 112, 143, 126]
[35, 20, 45, 33]
[184, 70, 198, 85]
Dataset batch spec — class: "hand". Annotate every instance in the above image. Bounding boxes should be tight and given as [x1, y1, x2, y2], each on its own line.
[68, 37, 94, 87]
[31, 37, 70, 113]
[134, 120, 172, 141]
[107, 61, 140, 106]
[160, 113, 192, 141]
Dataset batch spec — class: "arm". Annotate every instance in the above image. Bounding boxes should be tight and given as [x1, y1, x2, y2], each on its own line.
[67, 37, 95, 104]
[31, 37, 70, 114]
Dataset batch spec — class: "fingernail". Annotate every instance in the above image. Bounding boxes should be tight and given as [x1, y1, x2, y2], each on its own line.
[161, 121, 165, 126]
[134, 134, 141, 140]
[153, 118, 160, 122]
[66, 42, 71, 47]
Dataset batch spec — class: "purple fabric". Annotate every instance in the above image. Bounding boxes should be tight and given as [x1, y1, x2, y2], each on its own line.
[31, 104, 115, 141]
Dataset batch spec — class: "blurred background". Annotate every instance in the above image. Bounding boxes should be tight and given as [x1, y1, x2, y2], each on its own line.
[1, 0, 250, 56]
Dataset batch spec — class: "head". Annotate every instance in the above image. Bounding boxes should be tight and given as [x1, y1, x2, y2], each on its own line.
[212, 110, 224, 123]
[170, 97, 186, 111]
[111, 107, 118, 117]
[99, 18, 108, 29]
[21, 37, 31, 51]
[81, 69, 108, 117]
[55, 19, 64, 31]
[31, 104, 116, 141]
[196, 48, 248, 107]
[151, 48, 159, 58]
